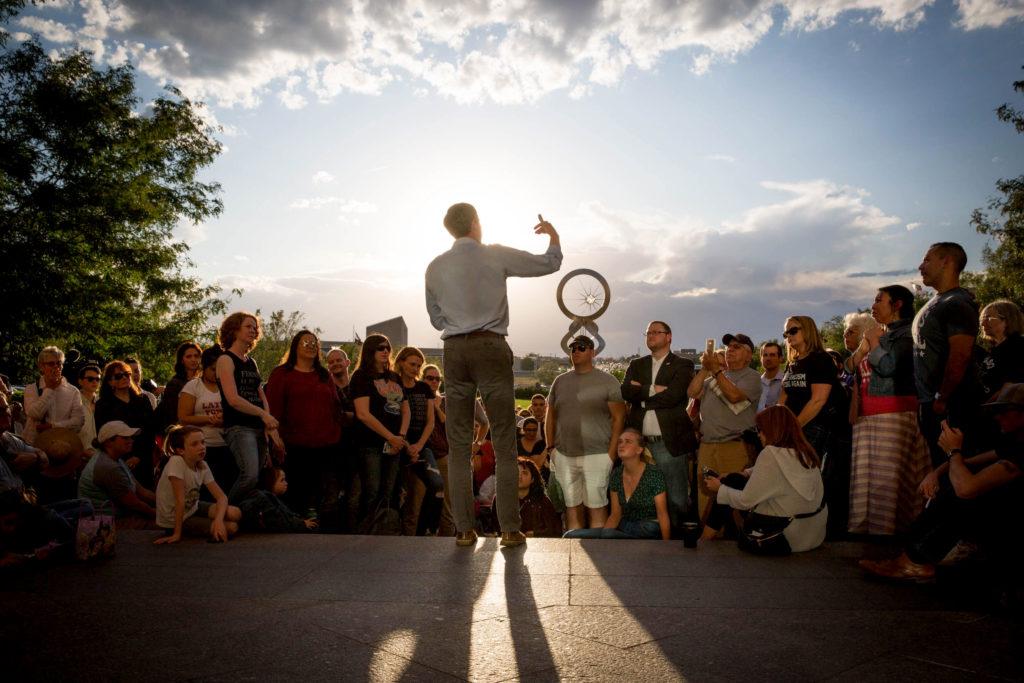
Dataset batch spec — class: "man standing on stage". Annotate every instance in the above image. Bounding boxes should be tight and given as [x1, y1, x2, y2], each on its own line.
[425, 203, 562, 547]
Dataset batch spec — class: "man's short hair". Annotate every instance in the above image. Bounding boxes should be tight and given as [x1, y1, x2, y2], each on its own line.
[444, 203, 477, 238]
[761, 341, 783, 357]
[649, 320, 672, 335]
[531, 393, 546, 403]
[929, 242, 968, 274]
[77, 363, 101, 379]
[38, 345, 64, 365]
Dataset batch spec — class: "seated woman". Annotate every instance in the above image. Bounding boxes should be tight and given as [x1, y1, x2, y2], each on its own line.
[703, 405, 826, 553]
[517, 417, 548, 481]
[564, 428, 670, 540]
[860, 384, 1024, 582]
[515, 457, 562, 537]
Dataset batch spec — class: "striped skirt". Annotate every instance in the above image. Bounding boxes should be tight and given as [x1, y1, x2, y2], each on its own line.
[849, 411, 931, 535]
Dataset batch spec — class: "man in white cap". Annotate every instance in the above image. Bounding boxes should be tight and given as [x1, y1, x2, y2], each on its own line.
[78, 421, 156, 525]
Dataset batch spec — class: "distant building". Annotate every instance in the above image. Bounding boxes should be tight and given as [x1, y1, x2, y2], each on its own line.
[366, 316, 408, 347]
[676, 348, 698, 363]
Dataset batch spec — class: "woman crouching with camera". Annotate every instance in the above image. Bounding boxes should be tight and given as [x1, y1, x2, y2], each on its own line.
[703, 405, 826, 554]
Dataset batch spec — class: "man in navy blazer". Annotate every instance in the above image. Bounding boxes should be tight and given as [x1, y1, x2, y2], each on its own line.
[621, 321, 697, 533]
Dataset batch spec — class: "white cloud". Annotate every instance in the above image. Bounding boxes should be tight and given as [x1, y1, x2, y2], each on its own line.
[311, 171, 335, 185]
[906, 221, 923, 230]
[672, 287, 719, 298]
[233, 255, 250, 262]
[706, 153, 737, 163]
[16, 0, 1019, 107]
[173, 221, 208, 244]
[956, 0, 1024, 29]
[290, 196, 378, 213]
[17, 16, 75, 43]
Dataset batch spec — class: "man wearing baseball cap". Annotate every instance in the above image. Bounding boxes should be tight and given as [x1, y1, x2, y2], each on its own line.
[860, 383, 1024, 581]
[687, 333, 763, 521]
[545, 335, 626, 531]
[78, 421, 156, 526]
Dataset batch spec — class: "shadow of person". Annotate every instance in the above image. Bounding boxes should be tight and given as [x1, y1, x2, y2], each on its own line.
[502, 544, 559, 679]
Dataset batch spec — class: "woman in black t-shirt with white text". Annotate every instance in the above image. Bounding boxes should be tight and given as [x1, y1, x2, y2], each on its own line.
[780, 315, 847, 535]
[349, 334, 409, 524]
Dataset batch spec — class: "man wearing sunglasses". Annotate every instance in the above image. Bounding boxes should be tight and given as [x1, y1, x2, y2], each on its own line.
[425, 203, 562, 548]
[22, 346, 85, 446]
[546, 335, 626, 531]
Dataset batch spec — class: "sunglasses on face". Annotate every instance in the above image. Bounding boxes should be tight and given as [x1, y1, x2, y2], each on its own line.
[423, 375, 441, 382]
[112, 372, 130, 380]
[783, 326, 802, 338]
[376, 346, 391, 353]
[82, 376, 100, 382]
[41, 360, 63, 367]
[570, 344, 592, 353]
[523, 427, 538, 432]
[300, 340, 319, 348]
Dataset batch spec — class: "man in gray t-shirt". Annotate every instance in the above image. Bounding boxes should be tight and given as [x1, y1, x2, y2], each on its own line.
[545, 335, 626, 530]
[687, 333, 763, 517]
[77, 421, 156, 525]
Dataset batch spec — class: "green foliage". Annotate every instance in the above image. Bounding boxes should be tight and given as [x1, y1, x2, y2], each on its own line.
[966, 66, 1024, 307]
[534, 361, 564, 387]
[248, 310, 321, 378]
[0, 40, 226, 381]
[818, 314, 846, 353]
[519, 355, 536, 372]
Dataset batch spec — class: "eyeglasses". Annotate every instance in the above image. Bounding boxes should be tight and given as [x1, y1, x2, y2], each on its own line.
[569, 344, 592, 353]
[523, 427, 538, 432]
[423, 375, 441, 382]
[377, 346, 391, 352]
[112, 372, 130, 380]
[645, 330, 668, 337]
[783, 326, 802, 338]
[41, 360, 63, 367]
[982, 315, 1004, 322]
[82, 376, 100, 382]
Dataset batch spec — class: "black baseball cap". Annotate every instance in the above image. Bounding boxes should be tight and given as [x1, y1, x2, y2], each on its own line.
[722, 333, 755, 352]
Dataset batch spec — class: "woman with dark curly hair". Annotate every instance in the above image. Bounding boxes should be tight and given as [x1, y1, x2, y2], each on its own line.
[156, 341, 202, 433]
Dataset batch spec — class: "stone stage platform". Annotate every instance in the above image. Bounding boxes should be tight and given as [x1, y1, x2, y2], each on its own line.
[2, 532, 1020, 681]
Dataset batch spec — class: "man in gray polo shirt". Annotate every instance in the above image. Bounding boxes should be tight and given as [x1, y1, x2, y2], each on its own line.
[78, 421, 156, 527]
[546, 335, 626, 530]
[425, 203, 561, 548]
[687, 333, 762, 519]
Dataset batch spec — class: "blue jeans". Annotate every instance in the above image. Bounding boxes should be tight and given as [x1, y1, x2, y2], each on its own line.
[563, 519, 662, 539]
[225, 426, 268, 504]
[358, 446, 400, 520]
[648, 440, 690, 528]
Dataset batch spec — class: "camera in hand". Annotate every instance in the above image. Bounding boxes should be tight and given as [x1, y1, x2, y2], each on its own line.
[702, 466, 719, 479]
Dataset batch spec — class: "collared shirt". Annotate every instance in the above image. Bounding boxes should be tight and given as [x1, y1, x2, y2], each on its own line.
[757, 370, 784, 412]
[641, 353, 667, 436]
[23, 377, 85, 445]
[425, 237, 562, 339]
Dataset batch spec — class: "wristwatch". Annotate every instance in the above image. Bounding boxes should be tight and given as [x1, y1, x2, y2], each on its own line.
[947, 448, 962, 459]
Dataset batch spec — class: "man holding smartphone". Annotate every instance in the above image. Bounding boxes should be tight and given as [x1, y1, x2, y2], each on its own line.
[425, 203, 562, 548]
[687, 333, 762, 521]
[621, 321, 697, 535]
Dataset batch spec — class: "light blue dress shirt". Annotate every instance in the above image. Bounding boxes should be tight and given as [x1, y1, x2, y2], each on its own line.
[425, 237, 562, 339]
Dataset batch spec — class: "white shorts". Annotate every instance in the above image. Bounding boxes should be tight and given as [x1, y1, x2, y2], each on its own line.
[551, 449, 614, 508]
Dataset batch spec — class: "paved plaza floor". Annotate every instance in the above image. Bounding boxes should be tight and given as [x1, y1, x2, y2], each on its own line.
[2, 532, 1021, 681]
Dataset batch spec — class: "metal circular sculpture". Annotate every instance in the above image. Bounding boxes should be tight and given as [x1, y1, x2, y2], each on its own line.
[556, 268, 611, 355]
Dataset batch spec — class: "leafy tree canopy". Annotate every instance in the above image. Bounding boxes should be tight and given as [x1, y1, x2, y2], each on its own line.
[963, 66, 1024, 306]
[1, 38, 225, 381]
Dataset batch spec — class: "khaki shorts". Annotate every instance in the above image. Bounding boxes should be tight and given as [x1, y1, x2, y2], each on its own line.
[551, 449, 614, 508]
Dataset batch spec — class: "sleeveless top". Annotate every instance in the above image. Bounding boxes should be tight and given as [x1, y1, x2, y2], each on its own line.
[220, 350, 264, 430]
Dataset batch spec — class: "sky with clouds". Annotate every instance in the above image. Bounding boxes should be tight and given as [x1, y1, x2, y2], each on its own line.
[6, 0, 1024, 357]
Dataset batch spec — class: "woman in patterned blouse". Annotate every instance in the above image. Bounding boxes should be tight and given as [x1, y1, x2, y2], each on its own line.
[563, 428, 670, 540]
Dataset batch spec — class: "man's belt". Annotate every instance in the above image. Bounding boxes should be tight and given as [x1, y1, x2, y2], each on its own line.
[447, 330, 502, 340]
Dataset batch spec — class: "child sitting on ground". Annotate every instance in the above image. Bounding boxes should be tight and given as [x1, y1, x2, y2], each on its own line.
[238, 467, 318, 533]
[153, 425, 242, 544]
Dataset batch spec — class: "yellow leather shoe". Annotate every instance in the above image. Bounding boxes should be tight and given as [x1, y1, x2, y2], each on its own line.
[499, 531, 527, 548]
[455, 530, 478, 547]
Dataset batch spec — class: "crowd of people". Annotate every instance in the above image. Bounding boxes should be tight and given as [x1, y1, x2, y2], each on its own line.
[2, 240, 1021, 590]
